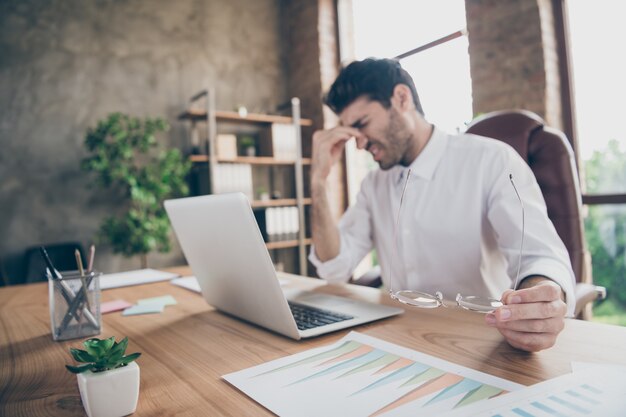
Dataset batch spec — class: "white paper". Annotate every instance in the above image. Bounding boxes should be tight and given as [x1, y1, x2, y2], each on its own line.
[439, 364, 626, 417]
[171, 275, 288, 294]
[570, 361, 626, 374]
[222, 331, 522, 417]
[100, 269, 179, 290]
[170, 276, 202, 293]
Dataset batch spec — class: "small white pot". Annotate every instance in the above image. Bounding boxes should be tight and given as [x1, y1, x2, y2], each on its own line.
[77, 361, 140, 417]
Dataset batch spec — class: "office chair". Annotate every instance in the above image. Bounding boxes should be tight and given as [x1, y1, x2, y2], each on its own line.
[466, 109, 606, 319]
[23, 242, 86, 284]
[0, 257, 8, 287]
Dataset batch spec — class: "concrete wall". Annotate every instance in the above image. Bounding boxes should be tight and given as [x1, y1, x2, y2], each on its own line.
[0, 0, 289, 282]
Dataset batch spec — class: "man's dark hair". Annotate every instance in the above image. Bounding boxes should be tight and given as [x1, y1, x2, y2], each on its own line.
[323, 58, 424, 116]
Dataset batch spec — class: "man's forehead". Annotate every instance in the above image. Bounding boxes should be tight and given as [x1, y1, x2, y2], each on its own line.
[339, 96, 377, 126]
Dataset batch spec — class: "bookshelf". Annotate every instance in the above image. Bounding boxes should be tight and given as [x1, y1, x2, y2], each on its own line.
[179, 89, 313, 275]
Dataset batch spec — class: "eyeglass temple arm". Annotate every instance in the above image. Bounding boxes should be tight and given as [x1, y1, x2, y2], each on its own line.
[509, 174, 525, 291]
[388, 169, 412, 295]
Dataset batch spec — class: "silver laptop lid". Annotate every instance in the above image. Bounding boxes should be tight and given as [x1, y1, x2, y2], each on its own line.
[164, 193, 300, 339]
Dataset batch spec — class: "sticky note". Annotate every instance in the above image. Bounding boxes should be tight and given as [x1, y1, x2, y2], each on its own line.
[137, 295, 177, 307]
[122, 303, 165, 316]
[101, 300, 133, 314]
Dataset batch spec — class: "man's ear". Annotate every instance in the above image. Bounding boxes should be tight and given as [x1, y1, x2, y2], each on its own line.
[391, 84, 413, 112]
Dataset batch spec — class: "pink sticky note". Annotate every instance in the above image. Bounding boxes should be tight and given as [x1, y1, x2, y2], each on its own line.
[101, 300, 133, 314]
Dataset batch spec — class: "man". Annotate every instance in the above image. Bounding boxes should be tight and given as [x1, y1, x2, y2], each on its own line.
[309, 58, 575, 352]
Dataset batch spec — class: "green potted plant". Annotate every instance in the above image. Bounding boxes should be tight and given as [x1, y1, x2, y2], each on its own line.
[66, 336, 141, 417]
[82, 113, 192, 268]
[239, 134, 256, 157]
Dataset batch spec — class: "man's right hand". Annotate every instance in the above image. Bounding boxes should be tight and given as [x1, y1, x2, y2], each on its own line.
[311, 127, 365, 184]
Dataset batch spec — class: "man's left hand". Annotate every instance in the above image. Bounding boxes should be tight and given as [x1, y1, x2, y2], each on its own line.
[485, 278, 567, 352]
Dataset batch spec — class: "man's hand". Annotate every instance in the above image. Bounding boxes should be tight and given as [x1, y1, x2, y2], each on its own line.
[310, 126, 364, 262]
[485, 278, 567, 352]
[311, 127, 365, 184]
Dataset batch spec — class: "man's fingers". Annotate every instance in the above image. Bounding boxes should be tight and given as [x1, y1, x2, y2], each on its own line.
[313, 126, 364, 146]
[486, 316, 565, 333]
[504, 281, 563, 304]
[497, 328, 557, 352]
[490, 299, 567, 321]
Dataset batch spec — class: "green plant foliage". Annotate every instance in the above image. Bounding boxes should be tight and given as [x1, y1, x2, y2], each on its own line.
[583, 139, 626, 312]
[82, 113, 191, 261]
[66, 336, 141, 374]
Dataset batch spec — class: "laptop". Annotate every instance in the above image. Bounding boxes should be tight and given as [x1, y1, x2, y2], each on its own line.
[164, 193, 403, 339]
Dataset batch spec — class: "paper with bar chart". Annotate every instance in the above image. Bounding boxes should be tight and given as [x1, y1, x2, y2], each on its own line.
[222, 332, 523, 417]
[439, 364, 626, 417]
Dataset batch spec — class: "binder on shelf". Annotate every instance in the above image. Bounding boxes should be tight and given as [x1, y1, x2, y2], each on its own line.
[212, 163, 253, 199]
[264, 206, 299, 242]
[259, 123, 298, 160]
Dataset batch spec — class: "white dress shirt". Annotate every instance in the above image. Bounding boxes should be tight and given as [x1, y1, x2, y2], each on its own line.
[309, 127, 576, 316]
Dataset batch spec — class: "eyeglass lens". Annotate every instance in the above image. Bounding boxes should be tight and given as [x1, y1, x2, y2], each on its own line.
[387, 170, 524, 314]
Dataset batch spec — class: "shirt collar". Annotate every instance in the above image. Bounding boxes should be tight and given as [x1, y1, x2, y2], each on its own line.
[403, 126, 448, 182]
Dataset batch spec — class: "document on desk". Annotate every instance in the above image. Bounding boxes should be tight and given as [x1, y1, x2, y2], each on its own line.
[222, 331, 523, 417]
[100, 269, 180, 290]
[438, 364, 626, 417]
[170, 275, 290, 293]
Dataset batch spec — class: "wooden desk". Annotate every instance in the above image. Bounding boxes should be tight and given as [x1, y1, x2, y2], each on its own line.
[2, 266, 626, 416]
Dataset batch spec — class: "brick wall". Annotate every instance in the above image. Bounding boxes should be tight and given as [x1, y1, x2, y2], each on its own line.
[282, 0, 345, 220]
[466, 0, 564, 130]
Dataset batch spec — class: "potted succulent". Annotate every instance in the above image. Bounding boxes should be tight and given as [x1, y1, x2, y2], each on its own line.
[66, 336, 141, 417]
[239, 134, 256, 156]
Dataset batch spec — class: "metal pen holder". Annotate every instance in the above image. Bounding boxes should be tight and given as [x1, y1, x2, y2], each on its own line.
[48, 270, 102, 341]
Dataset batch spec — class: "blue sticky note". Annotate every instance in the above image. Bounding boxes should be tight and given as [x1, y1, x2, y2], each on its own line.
[137, 295, 177, 307]
[122, 303, 165, 316]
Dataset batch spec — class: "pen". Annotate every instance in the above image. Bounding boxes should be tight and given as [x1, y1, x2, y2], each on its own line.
[41, 246, 76, 308]
[39, 246, 63, 279]
[87, 244, 95, 272]
[75, 249, 91, 312]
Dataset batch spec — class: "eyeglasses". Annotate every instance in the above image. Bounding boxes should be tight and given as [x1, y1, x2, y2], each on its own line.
[387, 170, 525, 313]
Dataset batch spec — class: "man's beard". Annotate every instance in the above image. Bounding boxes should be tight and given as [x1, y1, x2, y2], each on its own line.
[378, 109, 412, 170]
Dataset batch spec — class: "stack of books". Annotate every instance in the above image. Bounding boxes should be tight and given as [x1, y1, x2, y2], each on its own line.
[263, 207, 300, 242]
[212, 163, 253, 199]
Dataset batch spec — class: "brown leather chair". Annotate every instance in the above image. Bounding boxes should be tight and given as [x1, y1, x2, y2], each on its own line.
[466, 109, 605, 318]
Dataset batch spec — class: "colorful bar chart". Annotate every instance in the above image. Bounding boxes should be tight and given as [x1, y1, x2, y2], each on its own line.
[223, 332, 522, 417]
[439, 364, 626, 417]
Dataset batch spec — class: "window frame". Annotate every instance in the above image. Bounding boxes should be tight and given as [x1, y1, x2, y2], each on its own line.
[555, 0, 626, 205]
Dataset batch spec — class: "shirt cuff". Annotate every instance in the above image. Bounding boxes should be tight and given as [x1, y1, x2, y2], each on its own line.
[308, 243, 352, 283]
[518, 261, 576, 318]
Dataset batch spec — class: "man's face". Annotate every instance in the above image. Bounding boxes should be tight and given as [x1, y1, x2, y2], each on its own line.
[339, 97, 413, 170]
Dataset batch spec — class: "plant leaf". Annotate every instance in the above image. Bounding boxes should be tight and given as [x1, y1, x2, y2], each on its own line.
[109, 337, 128, 357]
[83, 338, 105, 358]
[120, 352, 141, 365]
[100, 336, 116, 353]
[70, 348, 95, 363]
[65, 363, 95, 374]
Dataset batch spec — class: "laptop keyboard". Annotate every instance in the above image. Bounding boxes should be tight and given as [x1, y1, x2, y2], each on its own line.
[288, 302, 354, 331]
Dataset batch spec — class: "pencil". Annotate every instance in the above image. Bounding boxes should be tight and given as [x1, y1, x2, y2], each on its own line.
[75, 249, 91, 312]
[87, 244, 95, 272]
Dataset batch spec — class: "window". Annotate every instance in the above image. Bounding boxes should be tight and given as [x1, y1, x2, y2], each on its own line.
[567, 0, 626, 324]
[340, 0, 472, 277]
[350, 0, 472, 133]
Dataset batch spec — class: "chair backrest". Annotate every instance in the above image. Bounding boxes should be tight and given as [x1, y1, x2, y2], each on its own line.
[23, 242, 86, 284]
[466, 109, 587, 284]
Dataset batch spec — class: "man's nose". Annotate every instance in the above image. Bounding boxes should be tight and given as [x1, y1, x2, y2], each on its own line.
[355, 135, 369, 150]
